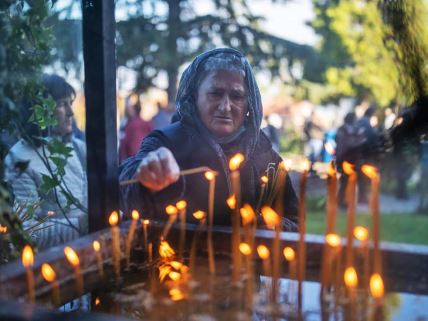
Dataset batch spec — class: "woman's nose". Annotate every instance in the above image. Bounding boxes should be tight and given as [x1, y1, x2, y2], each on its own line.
[218, 95, 231, 112]
[66, 104, 74, 117]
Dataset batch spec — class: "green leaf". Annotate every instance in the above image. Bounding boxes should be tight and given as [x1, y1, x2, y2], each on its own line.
[47, 138, 73, 157]
[39, 174, 58, 194]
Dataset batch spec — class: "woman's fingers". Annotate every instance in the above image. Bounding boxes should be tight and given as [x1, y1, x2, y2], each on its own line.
[157, 147, 180, 184]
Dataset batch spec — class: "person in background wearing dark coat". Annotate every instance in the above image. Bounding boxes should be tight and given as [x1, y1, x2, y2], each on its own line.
[119, 48, 299, 230]
[119, 97, 153, 164]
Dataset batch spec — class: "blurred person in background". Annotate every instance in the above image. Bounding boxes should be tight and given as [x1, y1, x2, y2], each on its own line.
[261, 114, 280, 152]
[119, 95, 153, 164]
[5, 74, 87, 249]
[303, 111, 324, 172]
[151, 102, 175, 129]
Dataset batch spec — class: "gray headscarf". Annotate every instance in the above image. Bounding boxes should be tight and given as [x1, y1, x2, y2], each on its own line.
[175, 48, 263, 160]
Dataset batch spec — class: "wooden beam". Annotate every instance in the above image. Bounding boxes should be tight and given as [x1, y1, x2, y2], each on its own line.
[82, 0, 118, 232]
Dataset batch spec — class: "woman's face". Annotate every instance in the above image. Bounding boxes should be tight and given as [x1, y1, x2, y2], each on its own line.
[196, 70, 248, 138]
[53, 96, 74, 137]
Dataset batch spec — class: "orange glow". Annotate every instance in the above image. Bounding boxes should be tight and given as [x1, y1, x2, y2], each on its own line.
[193, 210, 207, 220]
[327, 163, 336, 177]
[324, 142, 336, 155]
[344, 267, 358, 288]
[261, 175, 268, 184]
[93, 240, 101, 252]
[257, 245, 270, 260]
[64, 246, 80, 267]
[283, 247, 295, 261]
[22, 245, 34, 267]
[159, 265, 172, 282]
[169, 271, 181, 281]
[239, 242, 252, 256]
[176, 200, 187, 210]
[0, 224, 8, 233]
[131, 210, 140, 220]
[41, 263, 56, 282]
[354, 226, 369, 242]
[109, 211, 119, 226]
[261, 206, 281, 228]
[284, 159, 293, 171]
[169, 288, 185, 301]
[240, 204, 256, 225]
[301, 159, 311, 172]
[170, 261, 183, 270]
[165, 205, 178, 216]
[361, 164, 378, 179]
[226, 194, 236, 209]
[159, 240, 175, 259]
[95, 297, 101, 306]
[325, 233, 341, 247]
[342, 161, 355, 175]
[370, 273, 385, 298]
[143, 219, 150, 226]
[229, 153, 245, 171]
[204, 171, 215, 181]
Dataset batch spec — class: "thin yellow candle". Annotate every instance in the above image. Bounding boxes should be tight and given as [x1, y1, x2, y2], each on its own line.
[93, 240, 104, 277]
[354, 226, 369, 289]
[176, 200, 187, 260]
[229, 153, 244, 283]
[256, 175, 269, 212]
[189, 210, 207, 271]
[298, 159, 310, 311]
[125, 210, 140, 269]
[109, 211, 121, 281]
[143, 219, 149, 254]
[361, 164, 381, 274]
[64, 246, 83, 295]
[343, 161, 357, 269]
[257, 244, 271, 277]
[369, 273, 384, 301]
[240, 204, 256, 246]
[283, 247, 296, 280]
[205, 171, 216, 275]
[322, 233, 341, 291]
[148, 242, 153, 263]
[41, 263, 60, 306]
[326, 162, 338, 233]
[261, 206, 282, 303]
[22, 245, 35, 303]
[344, 266, 358, 289]
[239, 242, 253, 309]
[163, 205, 178, 239]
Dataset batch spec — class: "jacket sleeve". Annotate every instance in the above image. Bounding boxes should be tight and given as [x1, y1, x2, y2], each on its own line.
[119, 132, 185, 218]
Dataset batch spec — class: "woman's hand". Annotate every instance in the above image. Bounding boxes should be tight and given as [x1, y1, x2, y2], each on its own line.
[136, 147, 180, 191]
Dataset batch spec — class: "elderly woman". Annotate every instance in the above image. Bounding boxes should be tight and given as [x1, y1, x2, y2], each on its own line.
[120, 48, 298, 230]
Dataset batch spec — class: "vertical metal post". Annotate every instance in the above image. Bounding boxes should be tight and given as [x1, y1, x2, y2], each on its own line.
[82, 0, 118, 232]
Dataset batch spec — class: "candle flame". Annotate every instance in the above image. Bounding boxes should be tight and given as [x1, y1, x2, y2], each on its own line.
[165, 205, 178, 216]
[361, 164, 378, 179]
[95, 297, 101, 305]
[176, 200, 187, 210]
[64, 246, 80, 267]
[159, 265, 172, 282]
[342, 161, 355, 175]
[257, 245, 270, 259]
[204, 171, 215, 181]
[325, 233, 341, 247]
[22, 245, 34, 267]
[170, 261, 183, 270]
[261, 206, 281, 228]
[370, 273, 385, 298]
[354, 226, 369, 242]
[131, 210, 140, 220]
[159, 240, 175, 259]
[301, 159, 311, 172]
[169, 271, 181, 281]
[109, 211, 119, 226]
[169, 288, 185, 301]
[283, 247, 295, 261]
[41, 263, 56, 282]
[284, 159, 292, 171]
[229, 153, 245, 171]
[93, 240, 101, 252]
[226, 194, 236, 209]
[261, 175, 268, 184]
[143, 219, 150, 226]
[240, 204, 255, 225]
[193, 210, 207, 220]
[324, 141, 336, 155]
[239, 242, 252, 256]
[344, 266, 358, 288]
[327, 163, 336, 177]
[0, 224, 8, 233]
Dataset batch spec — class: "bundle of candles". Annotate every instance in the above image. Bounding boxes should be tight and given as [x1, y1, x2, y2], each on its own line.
[19, 153, 385, 319]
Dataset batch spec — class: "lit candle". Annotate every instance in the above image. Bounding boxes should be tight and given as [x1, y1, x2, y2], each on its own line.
[354, 226, 369, 289]
[143, 219, 149, 254]
[239, 242, 253, 309]
[256, 175, 269, 212]
[344, 266, 358, 290]
[22, 245, 35, 303]
[64, 246, 83, 295]
[257, 244, 271, 277]
[176, 200, 187, 260]
[189, 210, 207, 271]
[125, 210, 140, 269]
[297, 159, 310, 311]
[342, 161, 357, 269]
[273, 161, 287, 216]
[109, 211, 121, 281]
[204, 171, 216, 275]
[163, 205, 178, 239]
[41, 263, 60, 306]
[261, 206, 282, 303]
[148, 242, 153, 264]
[93, 240, 104, 277]
[229, 153, 245, 283]
[361, 165, 381, 274]
[369, 273, 384, 302]
[321, 233, 341, 298]
[240, 204, 256, 246]
[283, 246, 296, 281]
[326, 162, 338, 234]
